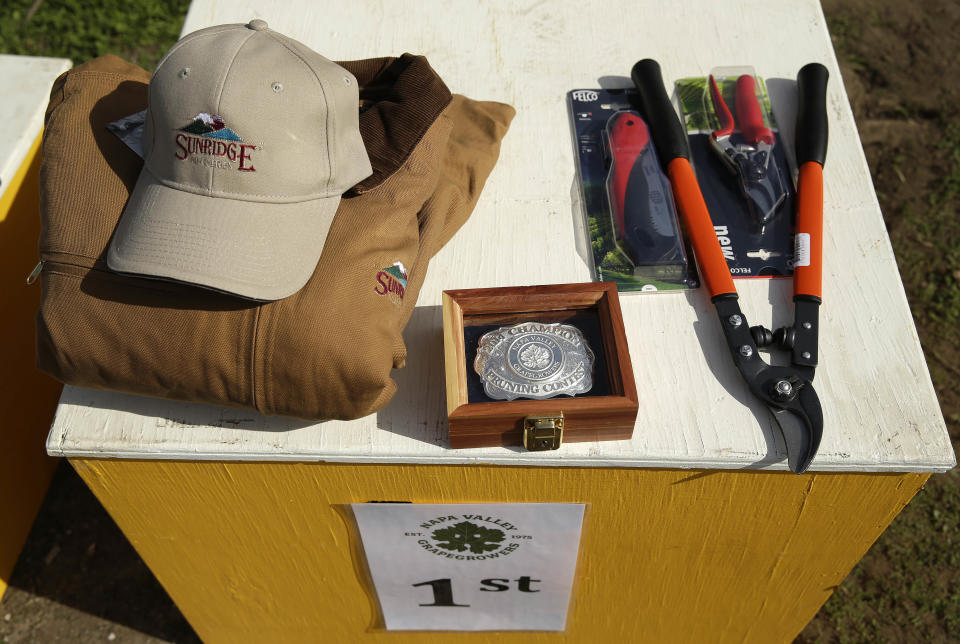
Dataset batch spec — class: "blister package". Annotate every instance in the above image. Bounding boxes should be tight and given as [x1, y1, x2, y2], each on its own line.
[569, 88, 697, 292]
[675, 68, 796, 277]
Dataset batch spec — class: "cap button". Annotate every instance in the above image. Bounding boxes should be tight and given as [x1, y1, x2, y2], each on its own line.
[247, 19, 268, 31]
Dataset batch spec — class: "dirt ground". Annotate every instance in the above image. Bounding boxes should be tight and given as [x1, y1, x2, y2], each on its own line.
[1, 0, 958, 642]
[798, 0, 960, 641]
[0, 464, 199, 643]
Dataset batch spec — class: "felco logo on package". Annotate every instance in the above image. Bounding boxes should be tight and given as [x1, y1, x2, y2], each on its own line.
[571, 90, 599, 102]
[174, 113, 257, 171]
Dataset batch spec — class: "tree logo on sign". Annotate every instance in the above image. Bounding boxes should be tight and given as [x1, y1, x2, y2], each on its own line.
[431, 521, 505, 554]
[406, 514, 530, 560]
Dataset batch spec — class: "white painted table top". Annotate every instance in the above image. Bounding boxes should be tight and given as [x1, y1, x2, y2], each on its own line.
[0, 55, 71, 200]
[46, 0, 955, 473]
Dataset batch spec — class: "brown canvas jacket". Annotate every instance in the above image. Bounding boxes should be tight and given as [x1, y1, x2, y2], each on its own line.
[36, 54, 514, 420]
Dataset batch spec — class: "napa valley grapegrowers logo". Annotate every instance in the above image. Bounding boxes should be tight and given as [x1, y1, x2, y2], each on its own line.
[174, 113, 257, 171]
[403, 513, 533, 561]
[375, 261, 408, 305]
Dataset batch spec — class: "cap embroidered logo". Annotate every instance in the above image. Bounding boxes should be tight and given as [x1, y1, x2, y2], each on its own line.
[174, 113, 256, 171]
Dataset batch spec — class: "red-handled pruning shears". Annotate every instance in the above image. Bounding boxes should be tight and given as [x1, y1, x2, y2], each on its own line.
[631, 60, 829, 473]
[708, 74, 787, 228]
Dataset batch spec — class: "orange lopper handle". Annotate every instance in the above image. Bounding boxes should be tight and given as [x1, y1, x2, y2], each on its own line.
[793, 162, 823, 298]
[631, 59, 736, 299]
[667, 158, 736, 298]
[794, 63, 829, 300]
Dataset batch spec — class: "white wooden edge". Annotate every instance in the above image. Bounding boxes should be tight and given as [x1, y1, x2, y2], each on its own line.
[46, 445, 956, 474]
[0, 55, 71, 199]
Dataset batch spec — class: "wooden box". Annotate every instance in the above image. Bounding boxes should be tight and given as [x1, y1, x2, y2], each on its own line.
[442, 282, 638, 449]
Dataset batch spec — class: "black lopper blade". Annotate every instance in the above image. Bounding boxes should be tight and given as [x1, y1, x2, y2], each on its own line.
[770, 383, 823, 473]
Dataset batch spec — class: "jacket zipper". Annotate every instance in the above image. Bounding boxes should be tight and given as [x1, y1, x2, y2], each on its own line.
[26, 260, 45, 285]
[27, 253, 110, 285]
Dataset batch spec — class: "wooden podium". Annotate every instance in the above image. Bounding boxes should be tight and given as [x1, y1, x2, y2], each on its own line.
[45, 1, 954, 641]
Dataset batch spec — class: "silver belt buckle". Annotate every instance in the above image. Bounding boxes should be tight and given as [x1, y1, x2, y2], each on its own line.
[474, 322, 595, 401]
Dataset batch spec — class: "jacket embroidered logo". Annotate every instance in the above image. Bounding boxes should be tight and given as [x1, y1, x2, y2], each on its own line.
[375, 261, 408, 305]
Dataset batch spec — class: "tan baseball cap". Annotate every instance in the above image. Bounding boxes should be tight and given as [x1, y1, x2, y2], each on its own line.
[107, 19, 372, 300]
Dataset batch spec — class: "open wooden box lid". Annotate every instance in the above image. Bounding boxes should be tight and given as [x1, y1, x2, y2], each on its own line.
[442, 282, 638, 449]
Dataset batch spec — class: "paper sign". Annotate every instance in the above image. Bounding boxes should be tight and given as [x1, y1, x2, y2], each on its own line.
[351, 503, 585, 631]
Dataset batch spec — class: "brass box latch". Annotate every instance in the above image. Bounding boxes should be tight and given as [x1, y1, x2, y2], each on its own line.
[523, 414, 564, 451]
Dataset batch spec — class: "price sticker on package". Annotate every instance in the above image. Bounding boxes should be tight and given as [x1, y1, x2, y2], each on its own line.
[351, 503, 585, 631]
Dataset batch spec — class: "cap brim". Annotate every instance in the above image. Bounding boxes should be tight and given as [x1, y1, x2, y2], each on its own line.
[108, 167, 339, 301]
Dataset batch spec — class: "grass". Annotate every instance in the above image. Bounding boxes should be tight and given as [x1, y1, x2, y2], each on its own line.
[0, 0, 189, 70]
[902, 122, 960, 339]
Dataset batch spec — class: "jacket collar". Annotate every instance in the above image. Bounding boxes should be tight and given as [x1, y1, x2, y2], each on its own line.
[339, 54, 452, 195]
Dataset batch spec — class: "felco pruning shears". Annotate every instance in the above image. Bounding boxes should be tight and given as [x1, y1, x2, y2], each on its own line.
[631, 59, 829, 473]
[708, 74, 788, 228]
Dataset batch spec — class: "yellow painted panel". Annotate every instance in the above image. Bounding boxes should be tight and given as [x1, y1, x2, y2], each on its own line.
[0, 133, 63, 598]
[72, 459, 926, 643]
